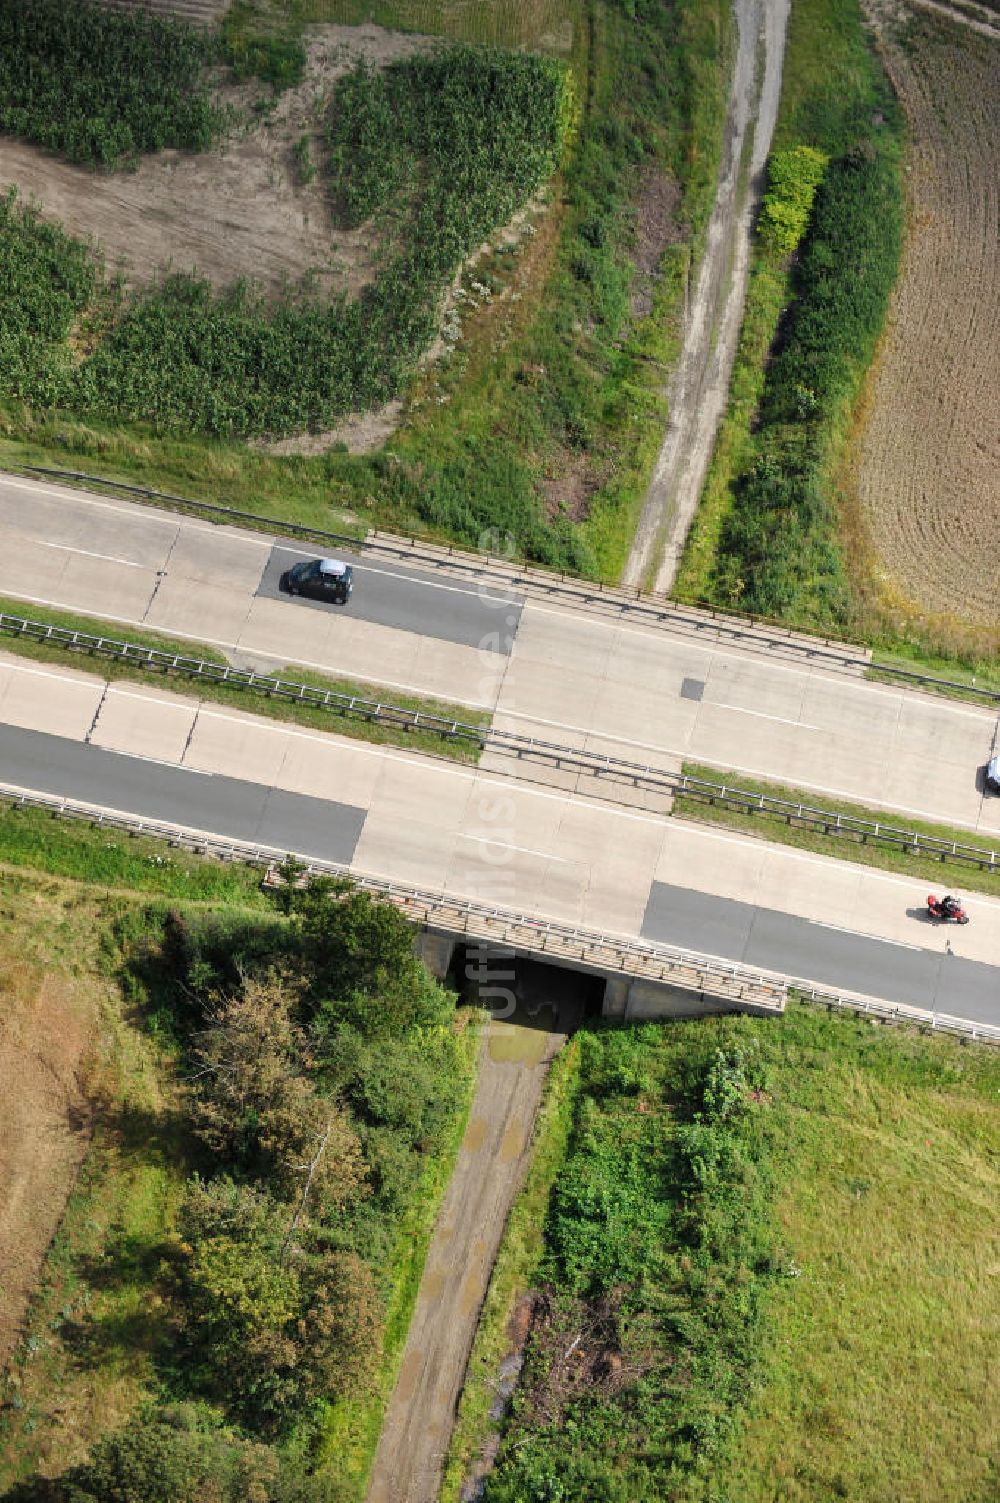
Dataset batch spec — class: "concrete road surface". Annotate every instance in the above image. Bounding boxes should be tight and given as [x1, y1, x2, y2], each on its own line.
[0, 655, 998, 1029]
[0, 474, 998, 840]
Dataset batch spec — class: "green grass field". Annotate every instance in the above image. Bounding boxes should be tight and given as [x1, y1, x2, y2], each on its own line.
[448, 1006, 1000, 1503]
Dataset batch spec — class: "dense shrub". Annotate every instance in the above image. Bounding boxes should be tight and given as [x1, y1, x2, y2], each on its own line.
[101, 880, 471, 1441]
[711, 144, 902, 621]
[174, 1179, 381, 1437]
[483, 1026, 778, 1502]
[0, 0, 223, 167]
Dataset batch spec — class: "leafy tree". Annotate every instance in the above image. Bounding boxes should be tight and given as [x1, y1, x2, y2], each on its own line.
[758, 146, 829, 255]
[1, 1403, 350, 1503]
[286, 881, 453, 1037]
[189, 976, 366, 1211]
[174, 1179, 382, 1436]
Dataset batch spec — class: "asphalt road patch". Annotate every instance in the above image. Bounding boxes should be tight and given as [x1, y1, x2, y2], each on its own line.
[641, 881, 1000, 1027]
[257, 545, 524, 654]
[0, 724, 367, 866]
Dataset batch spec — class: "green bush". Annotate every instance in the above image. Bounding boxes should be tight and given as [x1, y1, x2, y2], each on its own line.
[758, 145, 828, 255]
[483, 1025, 778, 1502]
[101, 879, 474, 1442]
[174, 1178, 382, 1437]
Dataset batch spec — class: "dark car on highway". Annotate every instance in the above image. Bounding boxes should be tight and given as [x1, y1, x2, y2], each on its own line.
[987, 755, 1000, 795]
[280, 557, 354, 605]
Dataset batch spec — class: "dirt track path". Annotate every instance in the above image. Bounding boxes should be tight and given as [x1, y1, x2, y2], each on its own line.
[365, 998, 577, 1503]
[622, 0, 790, 594]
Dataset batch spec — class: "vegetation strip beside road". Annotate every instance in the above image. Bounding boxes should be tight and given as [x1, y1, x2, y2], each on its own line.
[443, 1007, 1000, 1502]
[0, 854, 480, 1503]
[678, 762, 1000, 896]
[0, 597, 489, 764]
[676, 0, 906, 629]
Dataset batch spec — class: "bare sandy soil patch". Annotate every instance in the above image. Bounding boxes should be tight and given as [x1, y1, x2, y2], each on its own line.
[854, 12, 1000, 625]
[0, 24, 428, 301]
[0, 910, 98, 1370]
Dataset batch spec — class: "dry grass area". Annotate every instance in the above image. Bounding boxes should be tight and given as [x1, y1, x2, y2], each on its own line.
[0, 882, 103, 1372]
[852, 10, 1000, 628]
[0, 24, 427, 301]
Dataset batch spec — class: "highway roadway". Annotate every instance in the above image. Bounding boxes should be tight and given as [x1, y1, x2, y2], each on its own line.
[0, 653, 998, 1029]
[0, 472, 998, 839]
[643, 882, 1000, 1027]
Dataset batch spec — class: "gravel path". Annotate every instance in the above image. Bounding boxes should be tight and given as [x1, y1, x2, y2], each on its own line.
[622, 0, 790, 594]
[366, 997, 579, 1503]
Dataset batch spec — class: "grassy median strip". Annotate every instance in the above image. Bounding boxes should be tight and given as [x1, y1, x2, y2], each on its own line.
[677, 761, 1000, 897]
[0, 595, 489, 763]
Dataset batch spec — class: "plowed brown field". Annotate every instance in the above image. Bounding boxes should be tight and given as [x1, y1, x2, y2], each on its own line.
[854, 13, 1000, 627]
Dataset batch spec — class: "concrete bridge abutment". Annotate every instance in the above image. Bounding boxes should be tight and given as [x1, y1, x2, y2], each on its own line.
[414, 926, 785, 1020]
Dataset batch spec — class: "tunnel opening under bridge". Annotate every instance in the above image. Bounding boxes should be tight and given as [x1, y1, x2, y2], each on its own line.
[448, 943, 604, 1027]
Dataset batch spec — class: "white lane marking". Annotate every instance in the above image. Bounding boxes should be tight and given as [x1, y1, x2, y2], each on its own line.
[1, 478, 994, 728]
[22, 537, 152, 570]
[495, 701, 993, 828]
[0, 656, 110, 690]
[459, 833, 569, 862]
[4, 668, 670, 830]
[0, 591, 205, 639]
[91, 748, 212, 774]
[711, 702, 819, 728]
[0, 476, 265, 547]
[0, 623, 993, 840]
[664, 817, 1000, 910]
[0, 590, 503, 710]
[806, 919, 920, 950]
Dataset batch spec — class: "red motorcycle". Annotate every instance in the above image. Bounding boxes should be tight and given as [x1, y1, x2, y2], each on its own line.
[927, 894, 969, 925]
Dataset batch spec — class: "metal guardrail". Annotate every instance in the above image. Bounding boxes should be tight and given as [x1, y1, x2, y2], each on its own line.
[0, 781, 780, 1005]
[23, 465, 1000, 702]
[0, 609, 487, 746]
[20, 465, 872, 669]
[2, 781, 997, 1043]
[3, 606, 1000, 873]
[791, 980, 1000, 1041]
